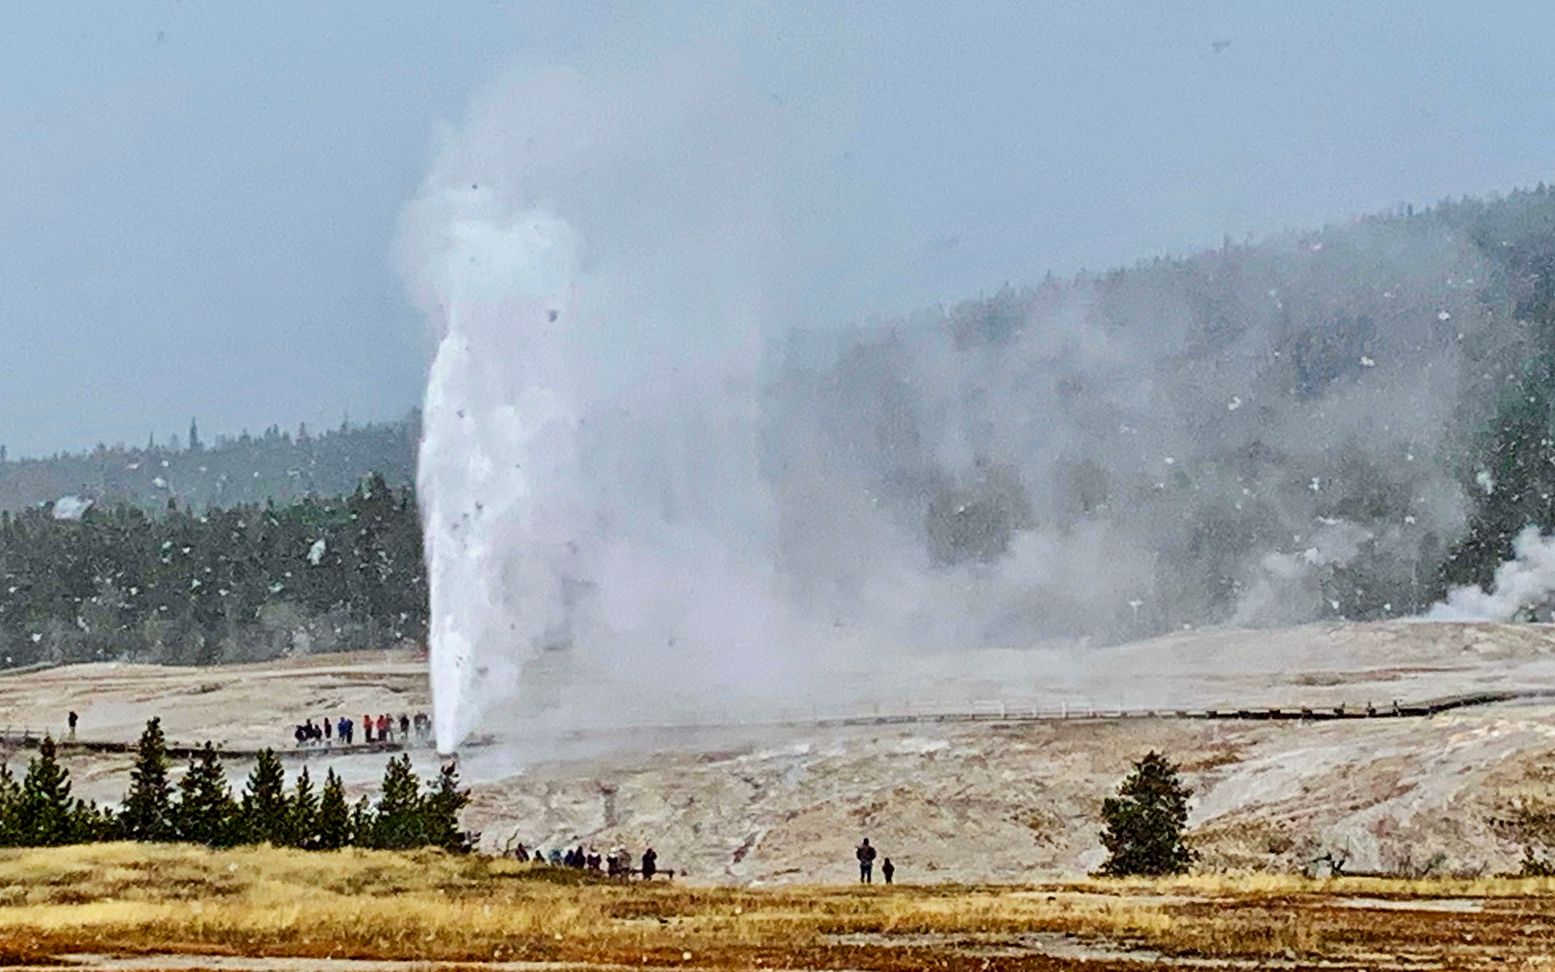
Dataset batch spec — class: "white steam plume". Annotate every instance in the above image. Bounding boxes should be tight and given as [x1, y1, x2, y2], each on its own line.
[1428, 526, 1555, 622]
[399, 58, 1538, 753]
[399, 63, 804, 751]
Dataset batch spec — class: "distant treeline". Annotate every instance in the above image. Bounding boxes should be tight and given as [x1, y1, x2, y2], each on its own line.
[0, 474, 425, 670]
[0, 416, 417, 515]
[0, 718, 473, 852]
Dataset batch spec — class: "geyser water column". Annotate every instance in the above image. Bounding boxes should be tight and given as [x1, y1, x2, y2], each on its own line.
[417, 211, 583, 753]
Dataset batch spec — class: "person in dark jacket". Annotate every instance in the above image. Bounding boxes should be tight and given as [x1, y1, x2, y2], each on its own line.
[856, 838, 877, 883]
[399, 713, 411, 741]
[642, 847, 658, 881]
[881, 857, 895, 885]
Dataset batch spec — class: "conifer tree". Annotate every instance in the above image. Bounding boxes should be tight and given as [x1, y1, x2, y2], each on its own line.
[1098, 751, 1196, 877]
[238, 749, 289, 845]
[18, 737, 80, 846]
[0, 763, 21, 846]
[423, 760, 475, 853]
[74, 801, 116, 843]
[367, 754, 423, 850]
[176, 743, 238, 847]
[289, 766, 318, 849]
[119, 717, 174, 841]
[315, 769, 350, 850]
[348, 795, 375, 847]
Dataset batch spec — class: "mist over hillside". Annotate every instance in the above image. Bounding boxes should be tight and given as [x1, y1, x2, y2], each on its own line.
[766, 186, 1555, 646]
[11, 186, 1555, 661]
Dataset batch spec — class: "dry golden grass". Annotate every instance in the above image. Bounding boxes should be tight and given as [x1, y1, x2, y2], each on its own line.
[2, 844, 1555, 970]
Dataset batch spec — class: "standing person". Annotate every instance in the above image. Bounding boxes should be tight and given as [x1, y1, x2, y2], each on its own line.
[66, 711, 78, 740]
[399, 713, 410, 742]
[338, 716, 350, 745]
[363, 714, 374, 744]
[641, 847, 658, 881]
[882, 857, 895, 885]
[322, 715, 332, 742]
[379, 713, 392, 743]
[856, 838, 877, 884]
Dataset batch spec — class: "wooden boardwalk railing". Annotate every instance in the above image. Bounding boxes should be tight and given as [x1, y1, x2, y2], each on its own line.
[5, 689, 1555, 759]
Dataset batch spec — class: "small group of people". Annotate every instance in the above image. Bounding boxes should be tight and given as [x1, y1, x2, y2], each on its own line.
[856, 837, 895, 885]
[292, 711, 433, 748]
[513, 842, 661, 880]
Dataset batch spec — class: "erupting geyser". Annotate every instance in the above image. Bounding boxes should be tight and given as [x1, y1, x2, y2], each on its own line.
[414, 209, 583, 753]
[398, 63, 795, 754]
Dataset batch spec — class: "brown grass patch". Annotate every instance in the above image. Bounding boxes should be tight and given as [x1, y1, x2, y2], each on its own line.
[2, 845, 1555, 969]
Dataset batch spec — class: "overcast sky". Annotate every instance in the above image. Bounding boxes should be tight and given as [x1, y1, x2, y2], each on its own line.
[3, 1, 1554, 457]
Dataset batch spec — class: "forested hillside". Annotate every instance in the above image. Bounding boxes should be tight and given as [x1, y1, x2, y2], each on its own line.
[0, 475, 424, 669]
[10, 186, 1555, 668]
[0, 417, 417, 515]
[769, 185, 1555, 643]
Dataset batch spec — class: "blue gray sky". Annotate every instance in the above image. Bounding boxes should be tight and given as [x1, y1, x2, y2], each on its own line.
[3, 1, 1554, 457]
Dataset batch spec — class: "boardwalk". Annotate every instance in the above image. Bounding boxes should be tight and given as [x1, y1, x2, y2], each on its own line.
[9, 688, 1551, 761]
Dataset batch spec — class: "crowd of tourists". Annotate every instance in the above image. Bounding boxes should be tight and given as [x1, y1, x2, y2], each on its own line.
[505, 836, 896, 885]
[512, 841, 664, 880]
[292, 712, 432, 748]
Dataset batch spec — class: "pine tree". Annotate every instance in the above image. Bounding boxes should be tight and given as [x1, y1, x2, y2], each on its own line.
[315, 769, 350, 850]
[289, 766, 318, 849]
[348, 795, 375, 847]
[0, 763, 21, 846]
[18, 737, 80, 846]
[367, 755, 423, 850]
[74, 800, 116, 843]
[119, 717, 174, 841]
[238, 749, 289, 845]
[423, 760, 475, 853]
[1098, 751, 1197, 877]
[175, 743, 238, 847]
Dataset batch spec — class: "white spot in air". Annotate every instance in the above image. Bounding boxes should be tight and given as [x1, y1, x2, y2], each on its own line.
[307, 538, 327, 565]
[1438, 310, 1452, 321]
[1309, 477, 1322, 492]
[152, 477, 167, 489]
[1359, 356, 1375, 368]
[1404, 515, 1417, 525]
[1476, 470, 1495, 495]
[1227, 396, 1242, 411]
[1163, 457, 1175, 466]
[51, 496, 92, 521]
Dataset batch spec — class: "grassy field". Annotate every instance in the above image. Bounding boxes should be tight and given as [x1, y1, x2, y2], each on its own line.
[1, 845, 1555, 970]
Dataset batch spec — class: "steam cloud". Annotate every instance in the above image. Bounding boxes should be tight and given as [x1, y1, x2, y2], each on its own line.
[1428, 526, 1555, 622]
[401, 60, 1534, 749]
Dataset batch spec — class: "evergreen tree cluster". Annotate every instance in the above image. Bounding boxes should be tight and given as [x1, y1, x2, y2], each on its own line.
[0, 416, 416, 516]
[0, 474, 425, 670]
[0, 718, 474, 852]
